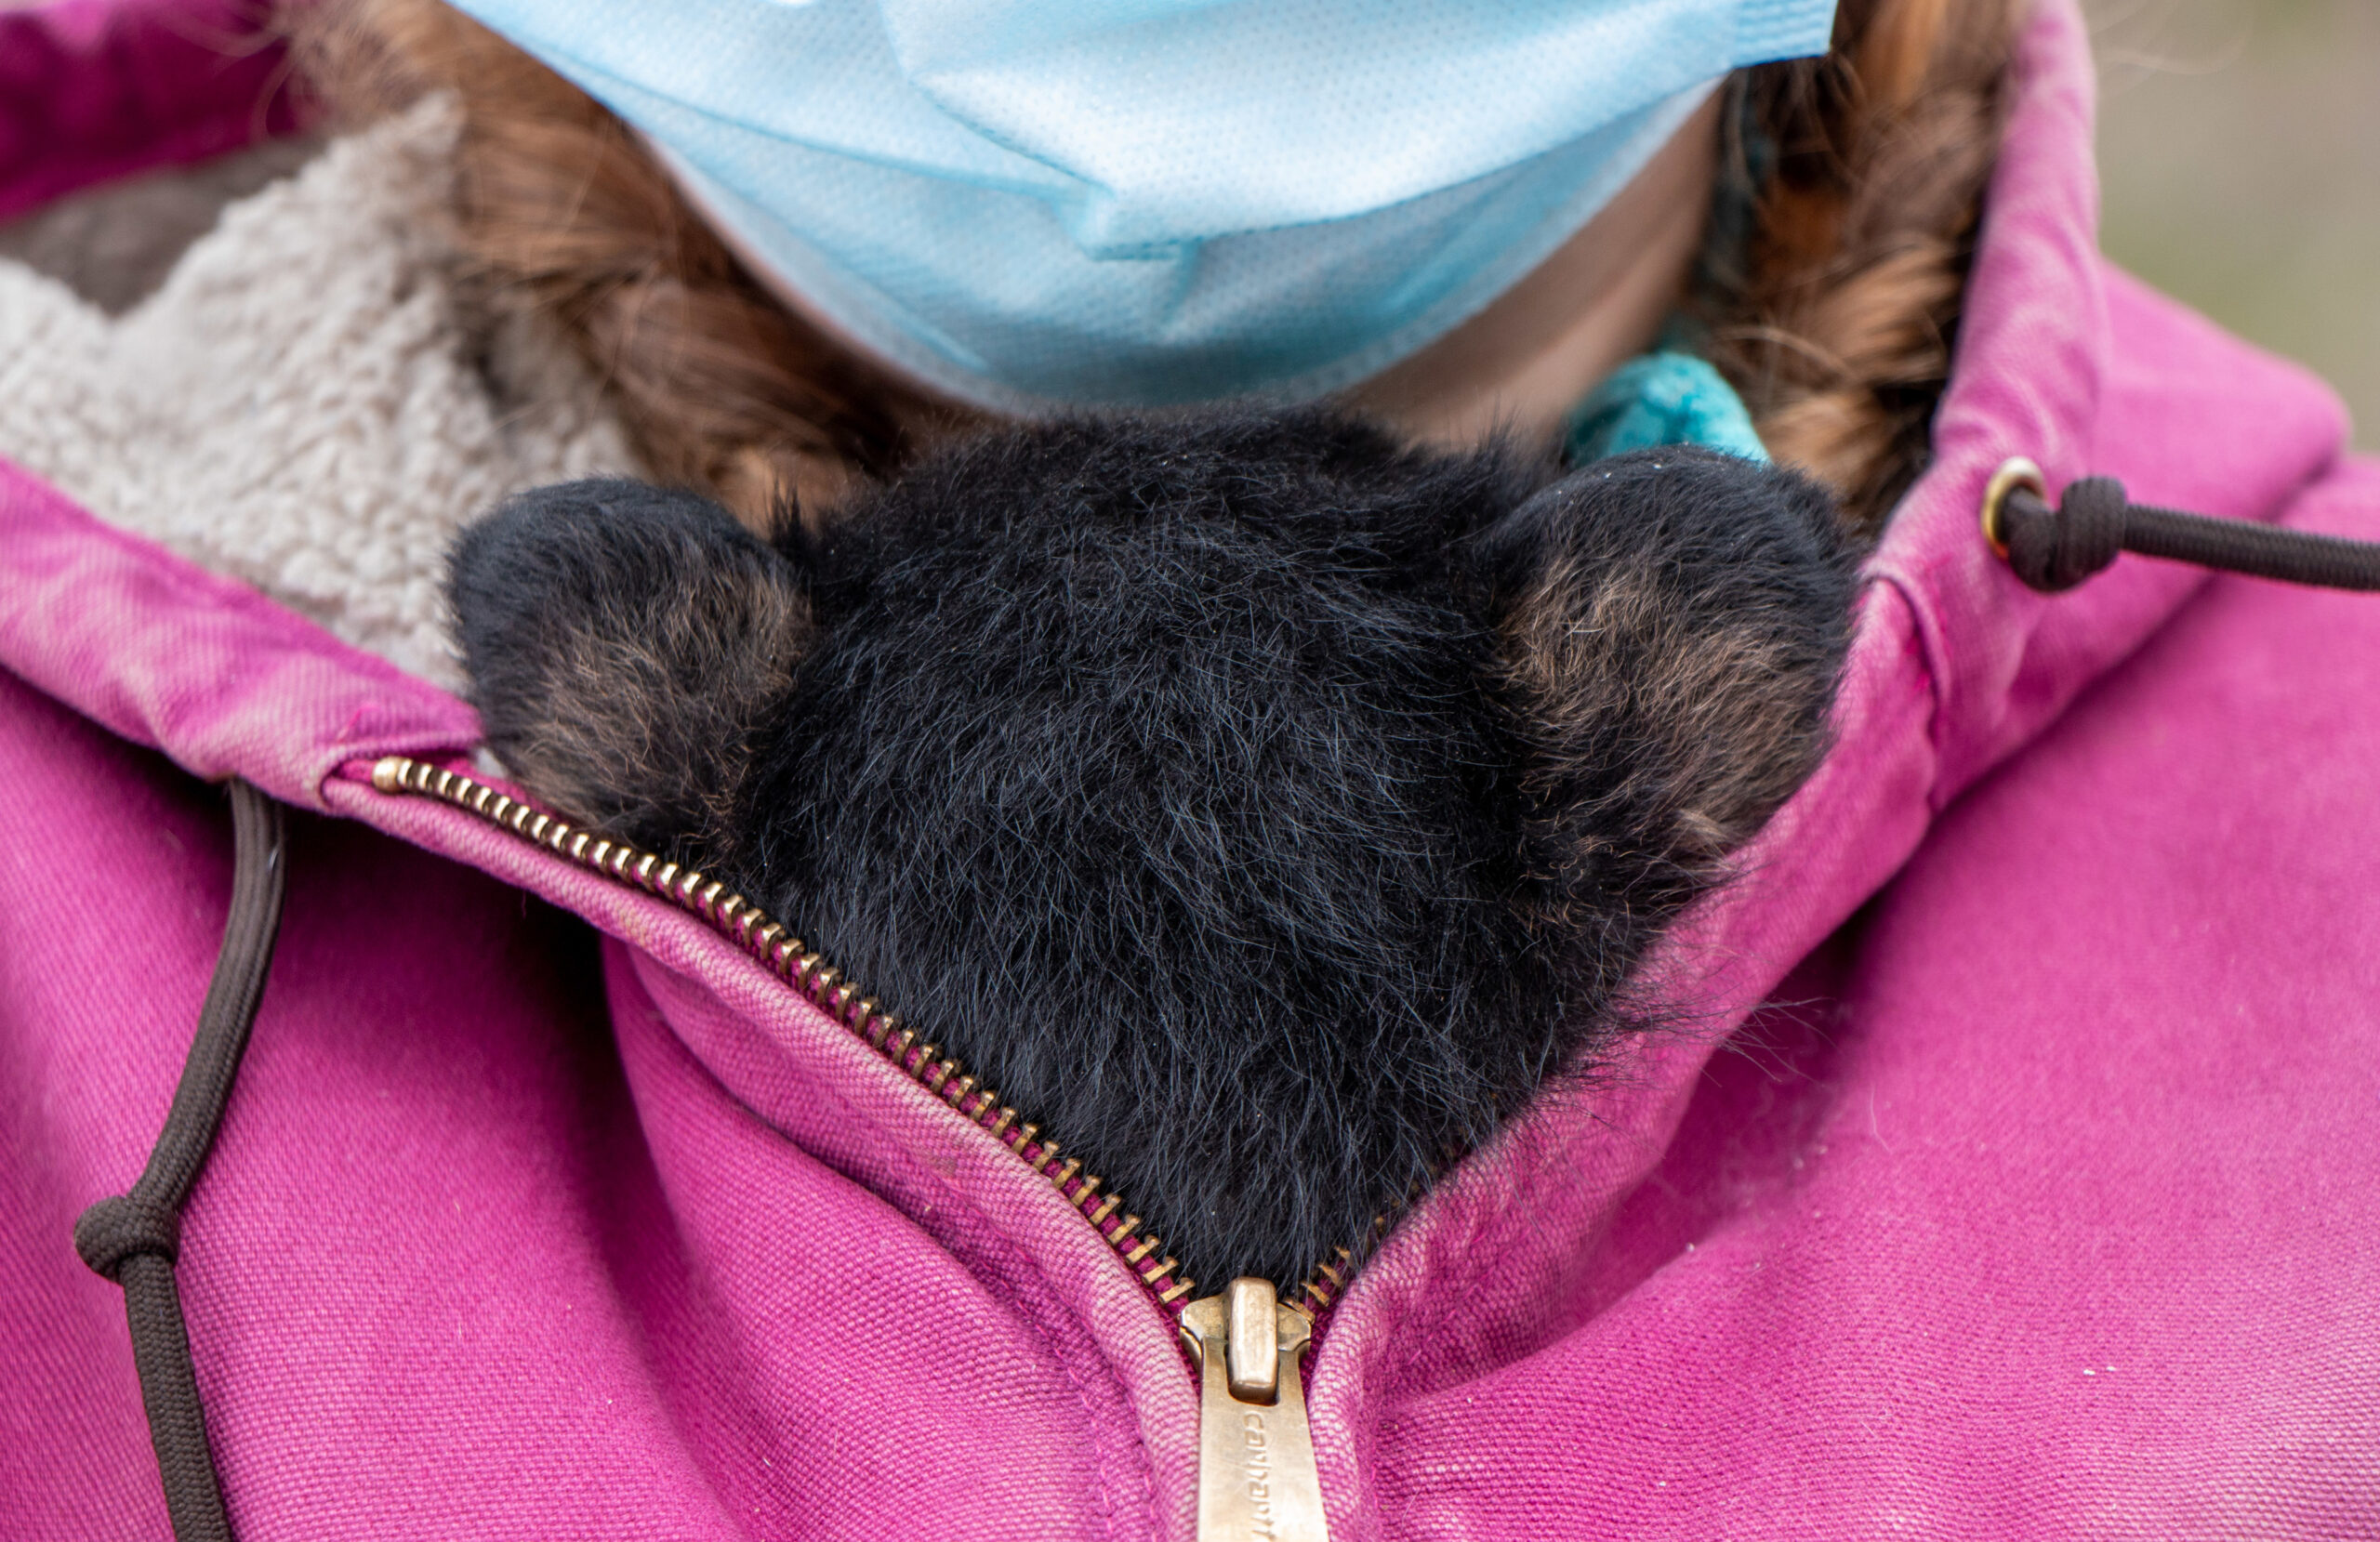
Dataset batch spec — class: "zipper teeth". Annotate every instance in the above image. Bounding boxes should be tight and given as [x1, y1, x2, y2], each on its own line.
[367, 755, 1208, 1311]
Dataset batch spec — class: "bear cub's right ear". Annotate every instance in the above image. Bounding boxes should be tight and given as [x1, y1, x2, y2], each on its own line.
[1469, 446, 1857, 948]
[448, 478, 815, 873]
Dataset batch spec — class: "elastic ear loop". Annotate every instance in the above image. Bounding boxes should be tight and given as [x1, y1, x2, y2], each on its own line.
[75, 780, 287, 1542]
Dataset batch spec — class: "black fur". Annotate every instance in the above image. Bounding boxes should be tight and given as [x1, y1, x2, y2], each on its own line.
[451, 411, 1857, 1287]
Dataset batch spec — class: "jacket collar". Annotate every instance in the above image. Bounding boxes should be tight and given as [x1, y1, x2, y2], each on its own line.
[1308, 0, 2349, 1496]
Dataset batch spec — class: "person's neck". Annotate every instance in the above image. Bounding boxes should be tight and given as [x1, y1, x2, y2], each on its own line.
[1343, 95, 1722, 456]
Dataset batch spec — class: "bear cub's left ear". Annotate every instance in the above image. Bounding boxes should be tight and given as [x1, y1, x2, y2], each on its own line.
[449, 477, 816, 872]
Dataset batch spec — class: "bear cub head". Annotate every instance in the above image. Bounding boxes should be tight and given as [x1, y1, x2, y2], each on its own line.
[450, 409, 1856, 1287]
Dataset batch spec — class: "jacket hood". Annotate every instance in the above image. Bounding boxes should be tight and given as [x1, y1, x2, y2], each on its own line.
[1305, 0, 2351, 1512]
[0, 0, 2362, 1535]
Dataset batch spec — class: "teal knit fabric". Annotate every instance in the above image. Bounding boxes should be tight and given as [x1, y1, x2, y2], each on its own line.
[1564, 350, 1768, 465]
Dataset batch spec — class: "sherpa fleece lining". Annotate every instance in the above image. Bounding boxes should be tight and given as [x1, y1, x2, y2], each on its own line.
[0, 99, 639, 690]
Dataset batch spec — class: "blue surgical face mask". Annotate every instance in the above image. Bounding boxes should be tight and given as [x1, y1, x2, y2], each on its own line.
[451, 0, 1838, 411]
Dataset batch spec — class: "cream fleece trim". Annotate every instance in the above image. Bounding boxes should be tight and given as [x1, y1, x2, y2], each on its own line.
[0, 100, 640, 692]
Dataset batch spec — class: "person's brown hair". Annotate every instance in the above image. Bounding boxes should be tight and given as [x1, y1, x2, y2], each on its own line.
[287, 0, 972, 527]
[1707, 0, 2022, 526]
[289, 0, 2017, 533]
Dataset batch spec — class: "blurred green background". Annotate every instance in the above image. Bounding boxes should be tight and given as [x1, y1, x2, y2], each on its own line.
[2084, 0, 2379, 449]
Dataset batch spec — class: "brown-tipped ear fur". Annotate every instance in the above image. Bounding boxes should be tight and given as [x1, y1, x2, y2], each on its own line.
[448, 478, 814, 869]
[1474, 447, 1857, 987]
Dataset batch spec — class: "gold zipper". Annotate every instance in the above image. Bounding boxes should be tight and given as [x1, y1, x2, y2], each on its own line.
[369, 755, 1197, 1303]
[371, 753, 1340, 1537]
[1180, 1278, 1329, 1542]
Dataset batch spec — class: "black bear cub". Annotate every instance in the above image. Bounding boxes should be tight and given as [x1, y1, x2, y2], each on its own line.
[450, 410, 1857, 1287]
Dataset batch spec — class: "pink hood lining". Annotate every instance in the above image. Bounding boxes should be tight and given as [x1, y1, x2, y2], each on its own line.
[0, 0, 305, 226]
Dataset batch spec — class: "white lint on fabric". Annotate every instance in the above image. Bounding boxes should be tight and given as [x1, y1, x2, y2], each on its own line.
[0, 99, 640, 691]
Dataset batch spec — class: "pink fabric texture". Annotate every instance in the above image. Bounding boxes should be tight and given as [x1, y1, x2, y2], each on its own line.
[2, 0, 2374, 1536]
[0, 0, 302, 225]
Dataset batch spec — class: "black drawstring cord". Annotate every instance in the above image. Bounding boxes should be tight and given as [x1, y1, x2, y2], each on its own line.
[75, 780, 285, 1542]
[1983, 457, 2380, 594]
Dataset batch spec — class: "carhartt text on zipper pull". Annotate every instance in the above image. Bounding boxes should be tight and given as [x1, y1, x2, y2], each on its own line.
[1179, 1277, 1328, 1542]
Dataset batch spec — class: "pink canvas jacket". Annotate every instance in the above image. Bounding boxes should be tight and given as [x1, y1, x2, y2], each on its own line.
[3, 0, 2375, 1536]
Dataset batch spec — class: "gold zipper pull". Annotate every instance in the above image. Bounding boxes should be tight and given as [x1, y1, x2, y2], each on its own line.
[1179, 1278, 1329, 1542]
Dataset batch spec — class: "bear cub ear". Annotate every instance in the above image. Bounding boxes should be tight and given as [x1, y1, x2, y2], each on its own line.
[1468, 445, 1857, 987]
[448, 477, 815, 871]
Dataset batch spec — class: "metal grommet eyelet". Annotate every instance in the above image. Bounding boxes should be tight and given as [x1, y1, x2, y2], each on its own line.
[1980, 455, 2046, 560]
